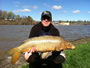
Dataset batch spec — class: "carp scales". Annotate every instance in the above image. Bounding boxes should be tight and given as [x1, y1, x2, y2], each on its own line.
[6, 35, 75, 64]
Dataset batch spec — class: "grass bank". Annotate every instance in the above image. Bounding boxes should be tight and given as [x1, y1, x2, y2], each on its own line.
[19, 41, 90, 68]
[63, 41, 90, 68]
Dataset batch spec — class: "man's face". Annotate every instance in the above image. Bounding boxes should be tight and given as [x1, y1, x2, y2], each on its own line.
[41, 16, 52, 27]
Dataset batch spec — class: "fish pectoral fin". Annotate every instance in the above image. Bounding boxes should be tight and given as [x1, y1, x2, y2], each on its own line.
[41, 52, 48, 59]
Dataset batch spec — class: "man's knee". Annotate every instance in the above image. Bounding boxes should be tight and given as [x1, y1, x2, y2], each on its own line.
[54, 55, 65, 64]
[27, 52, 40, 63]
[47, 51, 66, 64]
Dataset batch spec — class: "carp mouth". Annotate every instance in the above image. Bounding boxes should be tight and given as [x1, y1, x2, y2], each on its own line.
[72, 46, 75, 49]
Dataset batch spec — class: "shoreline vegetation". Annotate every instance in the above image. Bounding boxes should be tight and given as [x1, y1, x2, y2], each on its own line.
[0, 37, 90, 68]
[0, 10, 90, 25]
[0, 19, 90, 25]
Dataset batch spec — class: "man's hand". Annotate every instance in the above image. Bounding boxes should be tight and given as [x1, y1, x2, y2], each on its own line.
[24, 47, 35, 60]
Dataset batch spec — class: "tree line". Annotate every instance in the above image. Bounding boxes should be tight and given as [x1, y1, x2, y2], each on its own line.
[0, 9, 90, 25]
[58, 20, 90, 25]
[0, 9, 37, 25]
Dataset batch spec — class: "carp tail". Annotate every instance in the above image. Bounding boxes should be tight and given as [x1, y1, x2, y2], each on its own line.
[11, 51, 21, 64]
[6, 47, 21, 64]
[6, 47, 17, 55]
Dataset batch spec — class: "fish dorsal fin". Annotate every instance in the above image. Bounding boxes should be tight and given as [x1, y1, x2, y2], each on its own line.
[24, 39, 31, 43]
[41, 52, 48, 59]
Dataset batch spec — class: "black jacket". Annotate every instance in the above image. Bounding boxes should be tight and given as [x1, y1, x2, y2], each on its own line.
[29, 22, 60, 38]
[29, 22, 60, 55]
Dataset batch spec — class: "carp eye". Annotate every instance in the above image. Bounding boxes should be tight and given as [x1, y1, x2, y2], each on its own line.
[68, 43, 70, 45]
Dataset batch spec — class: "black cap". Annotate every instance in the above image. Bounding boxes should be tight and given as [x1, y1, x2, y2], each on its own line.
[41, 11, 52, 18]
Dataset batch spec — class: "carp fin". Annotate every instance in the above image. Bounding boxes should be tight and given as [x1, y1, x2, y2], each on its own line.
[5, 47, 17, 55]
[11, 52, 21, 64]
[41, 52, 48, 59]
[24, 39, 31, 43]
[6, 47, 21, 64]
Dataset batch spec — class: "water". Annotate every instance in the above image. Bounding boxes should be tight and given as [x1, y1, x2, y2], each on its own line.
[56, 25, 90, 40]
[0, 25, 90, 58]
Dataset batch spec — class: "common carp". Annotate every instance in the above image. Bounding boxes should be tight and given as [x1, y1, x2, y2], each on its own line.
[6, 35, 75, 64]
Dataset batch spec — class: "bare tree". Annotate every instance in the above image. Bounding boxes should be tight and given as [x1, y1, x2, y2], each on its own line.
[2, 11, 7, 19]
[16, 14, 20, 20]
[0, 9, 2, 19]
[7, 11, 13, 20]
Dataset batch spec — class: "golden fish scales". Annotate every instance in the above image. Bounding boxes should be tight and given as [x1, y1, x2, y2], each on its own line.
[6, 35, 75, 64]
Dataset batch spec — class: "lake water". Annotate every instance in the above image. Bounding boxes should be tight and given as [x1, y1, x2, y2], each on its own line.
[0, 25, 90, 58]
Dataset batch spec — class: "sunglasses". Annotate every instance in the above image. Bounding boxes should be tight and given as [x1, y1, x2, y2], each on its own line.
[42, 16, 51, 21]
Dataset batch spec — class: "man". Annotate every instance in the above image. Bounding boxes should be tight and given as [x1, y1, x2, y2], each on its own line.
[24, 11, 65, 68]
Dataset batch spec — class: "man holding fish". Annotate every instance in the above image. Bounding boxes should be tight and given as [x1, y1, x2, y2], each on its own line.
[24, 11, 66, 68]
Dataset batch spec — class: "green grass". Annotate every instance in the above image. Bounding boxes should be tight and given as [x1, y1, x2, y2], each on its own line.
[20, 41, 90, 68]
[63, 41, 90, 68]
[19, 64, 29, 68]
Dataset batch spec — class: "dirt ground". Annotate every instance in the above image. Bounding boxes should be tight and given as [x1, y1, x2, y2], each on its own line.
[0, 37, 90, 68]
[0, 54, 28, 68]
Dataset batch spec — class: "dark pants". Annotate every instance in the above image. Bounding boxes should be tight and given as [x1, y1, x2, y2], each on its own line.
[27, 52, 64, 68]
[29, 59, 62, 68]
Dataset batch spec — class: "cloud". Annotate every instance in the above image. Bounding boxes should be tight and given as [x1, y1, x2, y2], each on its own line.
[15, 5, 18, 7]
[33, 5, 38, 9]
[40, 12, 42, 15]
[22, 6, 31, 8]
[44, 3, 47, 6]
[52, 5, 63, 10]
[61, 11, 67, 13]
[88, 11, 90, 13]
[43, 3, 50, 7]
[14, 1, 20, 4]
[22, 5, 38, 9]
[13, 9, 31, 12]
[72, 10, 80, 13]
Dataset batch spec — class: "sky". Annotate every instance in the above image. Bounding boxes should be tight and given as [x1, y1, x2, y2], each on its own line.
[0, 0, 90, 21]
